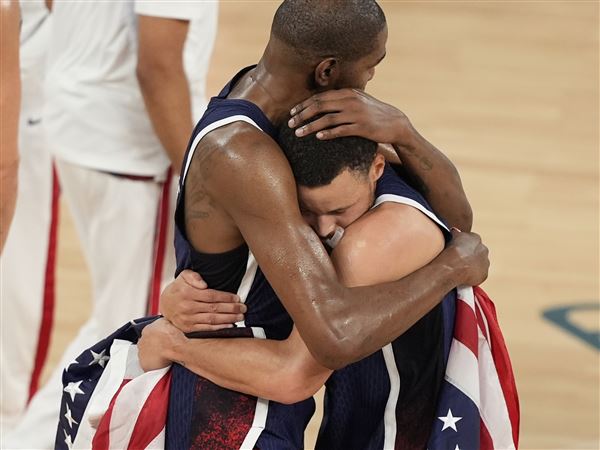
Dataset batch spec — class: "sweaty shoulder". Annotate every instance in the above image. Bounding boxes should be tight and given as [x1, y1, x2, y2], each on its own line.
[186, 120, 297, 197]
[331, 202, 445, 287]
[184, 120, 301, 251]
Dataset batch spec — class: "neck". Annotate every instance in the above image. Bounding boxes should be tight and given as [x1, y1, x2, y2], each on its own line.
[232, 40, 318, 126]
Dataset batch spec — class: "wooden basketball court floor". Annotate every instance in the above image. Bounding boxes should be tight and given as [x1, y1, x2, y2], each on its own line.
[42, 1, 598, 448]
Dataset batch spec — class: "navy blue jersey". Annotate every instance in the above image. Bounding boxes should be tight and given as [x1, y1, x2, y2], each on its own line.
[315, 164, 457, 450]
[169, 66, 314, 450]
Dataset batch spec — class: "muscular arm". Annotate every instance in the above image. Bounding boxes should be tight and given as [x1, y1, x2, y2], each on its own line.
[0, 0, 21, 253]
[136, 15, 193, 172]
[389, 125, 473, 232]
[184, 126, 486, 369]
[143, 200, 445, 402]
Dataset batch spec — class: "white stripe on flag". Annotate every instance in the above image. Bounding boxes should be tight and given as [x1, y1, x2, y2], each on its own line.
[108, 363, 171, 449]
[145, 429, 165, 449]
[445, 339, 481, 409]
[72, 340, 132, 449]
[477, 326, 515, 449]
[456, 286, 476, 313]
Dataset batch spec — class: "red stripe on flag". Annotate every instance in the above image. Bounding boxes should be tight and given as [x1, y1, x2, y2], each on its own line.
[93, 380, 132, 450]
[28, 166, 60, 400]
[480, 419, 494, 450]
[474, 286, 520, 448]
[475, 301, 489, 342]
[454, 297, 479, 357]
[147, 170, 172, 315]
[127, 370, 172, 450]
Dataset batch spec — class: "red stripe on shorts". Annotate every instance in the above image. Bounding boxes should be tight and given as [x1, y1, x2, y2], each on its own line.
[147, 169, 172, 315]
[28, 165, 60, 400]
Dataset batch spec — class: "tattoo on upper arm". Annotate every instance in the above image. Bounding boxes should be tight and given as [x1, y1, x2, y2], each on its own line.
[403, 144, 434, 171]
[185, 141, 219, 222]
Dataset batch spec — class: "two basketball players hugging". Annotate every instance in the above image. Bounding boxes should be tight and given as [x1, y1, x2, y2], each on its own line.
[137, 1, 489, 448]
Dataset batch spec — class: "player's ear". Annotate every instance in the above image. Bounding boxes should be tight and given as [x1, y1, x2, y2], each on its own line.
[314, 58, 339, 88]
[371, 153, 386, 181]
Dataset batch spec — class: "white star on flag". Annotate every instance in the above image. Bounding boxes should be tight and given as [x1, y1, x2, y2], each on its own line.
[64, 404, 78, 428]
[438, 408, 462, 432]
[63, 430, 73, 450]
[455, 445, 461, 450]
[89, 349, 110, 367]
[64, 380, 85, 402]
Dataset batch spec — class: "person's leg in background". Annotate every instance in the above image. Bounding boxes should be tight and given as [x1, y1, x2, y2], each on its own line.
[0, 3, 54, 440]
[5, 159, 174, 449]
[0, 99, 57, 440]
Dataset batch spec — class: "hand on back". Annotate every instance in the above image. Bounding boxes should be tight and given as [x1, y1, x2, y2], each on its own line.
[159, 270, 246, 333]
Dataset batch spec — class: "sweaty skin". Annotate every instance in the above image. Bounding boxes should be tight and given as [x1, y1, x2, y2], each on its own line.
[158, 26, 488, 369]
[141, 196, 446, 403]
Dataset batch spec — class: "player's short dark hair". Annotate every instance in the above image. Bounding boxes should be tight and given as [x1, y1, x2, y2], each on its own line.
[278, 123, 378, 187]
[272, 0, 386, 61]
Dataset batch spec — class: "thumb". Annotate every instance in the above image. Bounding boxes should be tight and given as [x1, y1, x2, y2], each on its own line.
[181, 270, 208, 289]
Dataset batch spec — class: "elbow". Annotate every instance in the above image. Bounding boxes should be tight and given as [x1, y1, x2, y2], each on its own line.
[270, 369, 327, 405]
[135, 61, 153, 91]
[274, 383, 321, 405]
[457, 204, 473, 233]
[302, 313, 367, 370]
[135, 58, 168, 92]
[308, 336, 359, 371]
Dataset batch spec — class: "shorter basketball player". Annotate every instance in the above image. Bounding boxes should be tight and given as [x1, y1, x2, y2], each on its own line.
[139, 125, 457, 448]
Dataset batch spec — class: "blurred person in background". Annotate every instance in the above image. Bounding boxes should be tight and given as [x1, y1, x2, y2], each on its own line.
[0, 0, 21, 253]
[4, 1, 221, 448]
[1, 0, 53, 440]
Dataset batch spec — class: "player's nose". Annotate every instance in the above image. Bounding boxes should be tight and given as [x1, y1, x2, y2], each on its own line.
[316, 216, 337, 240]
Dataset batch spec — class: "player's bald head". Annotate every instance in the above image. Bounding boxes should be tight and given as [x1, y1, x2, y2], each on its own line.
[271, 0, 386, 62]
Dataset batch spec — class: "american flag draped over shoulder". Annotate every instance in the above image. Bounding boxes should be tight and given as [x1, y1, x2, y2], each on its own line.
[428, 286, 520, 450]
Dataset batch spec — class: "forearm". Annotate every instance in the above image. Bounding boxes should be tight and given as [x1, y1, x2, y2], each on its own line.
[166, 335, 327, 404]
[0, 0, 21, 253]
[137, 65, 193, 172]
[303, 248, 461, 369]
[0, 160, 18, 252]
[392, 121, 473, 231]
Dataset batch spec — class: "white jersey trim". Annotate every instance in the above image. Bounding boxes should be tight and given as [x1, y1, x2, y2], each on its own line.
[234, 250, 268, 449]
[374, 192, 448, 449]
[181, 115, 261, 186]
[382, 344, 400, 449]
[372, 194, 450, 232]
